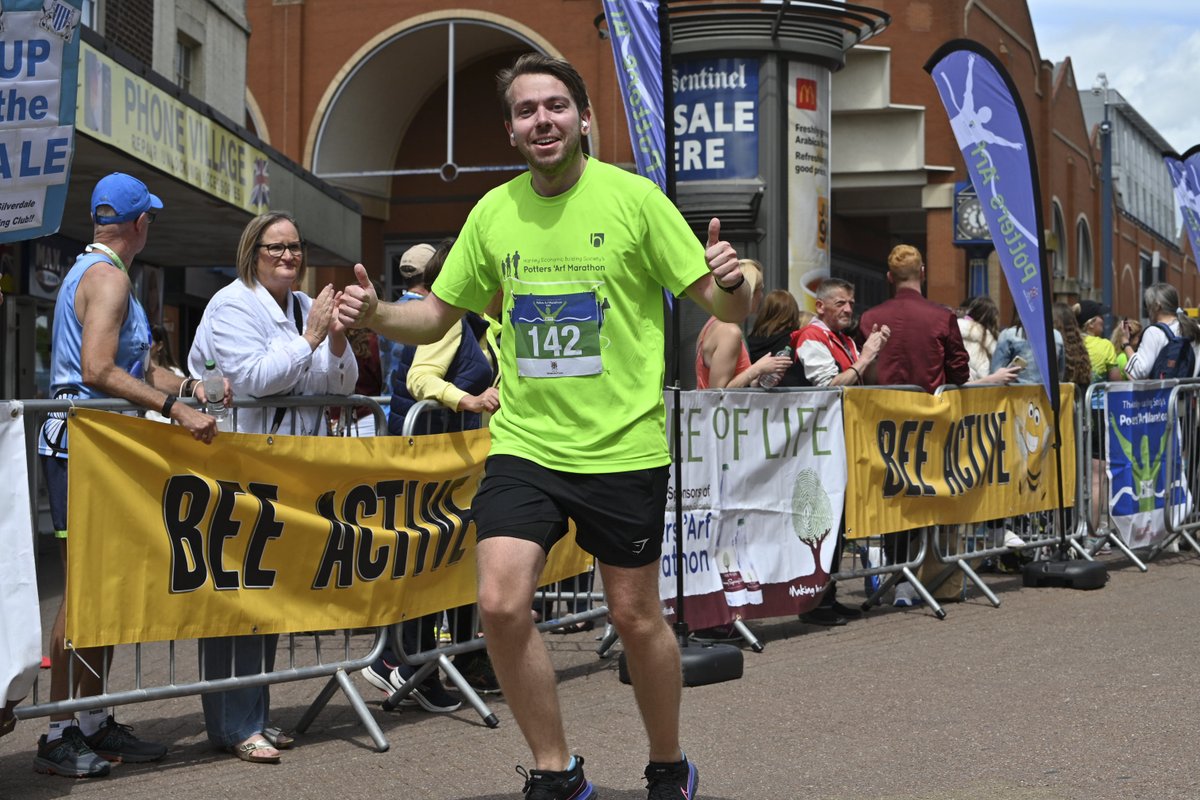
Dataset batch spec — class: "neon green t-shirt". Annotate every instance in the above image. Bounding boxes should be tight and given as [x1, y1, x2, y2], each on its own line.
[1083, 334, 1118, 382]
[433, 158, 709, 473]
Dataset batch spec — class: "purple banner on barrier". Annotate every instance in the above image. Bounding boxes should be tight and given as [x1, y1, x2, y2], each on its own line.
[926, 41, 1057, 412]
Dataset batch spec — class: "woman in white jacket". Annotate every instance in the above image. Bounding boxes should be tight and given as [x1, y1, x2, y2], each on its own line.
[187, 212, 357, 763]
[957, 295, 1019, 385]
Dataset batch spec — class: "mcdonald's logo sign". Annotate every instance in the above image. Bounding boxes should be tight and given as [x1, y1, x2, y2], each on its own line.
[795, 78, 817, 111]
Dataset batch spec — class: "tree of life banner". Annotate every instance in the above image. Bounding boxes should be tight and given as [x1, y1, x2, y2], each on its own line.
[64, 410, 590, 648]
[661, 389, 845, 630]
[843, 385, 1076, 537]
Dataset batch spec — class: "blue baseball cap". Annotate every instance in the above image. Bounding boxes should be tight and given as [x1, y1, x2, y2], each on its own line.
[91, 172, 163, 224]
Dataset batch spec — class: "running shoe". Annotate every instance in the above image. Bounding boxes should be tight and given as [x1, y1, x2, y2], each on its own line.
[517, 755, 595, 800]
[645, 755, 699, 800]
[33, 726, 111, 778]
[84, 716, 167, 763]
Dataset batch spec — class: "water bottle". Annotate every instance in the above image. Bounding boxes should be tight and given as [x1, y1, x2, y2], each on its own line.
[758, 347, 791, 389]
[201, 359, 232, 431]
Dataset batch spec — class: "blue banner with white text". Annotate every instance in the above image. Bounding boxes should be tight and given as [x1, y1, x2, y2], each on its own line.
[601, 0, 666, 192]
[0, 0, 82, 242]
[673, 57, 759, 182]
[1163, 148, 1200, 271]
[1105, 384, 1189, 548]
[926, 42, 1056, 412]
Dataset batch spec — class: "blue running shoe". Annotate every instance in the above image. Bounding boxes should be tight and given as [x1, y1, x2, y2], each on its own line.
[645, 755, 698, 800]
[517, 755, 596, 800]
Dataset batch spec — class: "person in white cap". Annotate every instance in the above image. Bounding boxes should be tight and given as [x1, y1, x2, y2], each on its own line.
[34, 173, 225, 779]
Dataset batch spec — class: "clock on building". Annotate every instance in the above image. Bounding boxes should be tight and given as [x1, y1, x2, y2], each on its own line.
[954, 182, 991, 244]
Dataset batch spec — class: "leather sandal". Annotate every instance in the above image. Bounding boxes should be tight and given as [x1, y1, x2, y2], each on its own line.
[262, 727, 294, 749]
[232, 735, 281, 764]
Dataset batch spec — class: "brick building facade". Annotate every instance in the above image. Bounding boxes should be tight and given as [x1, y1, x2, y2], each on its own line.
[243, 0, 1197, 323]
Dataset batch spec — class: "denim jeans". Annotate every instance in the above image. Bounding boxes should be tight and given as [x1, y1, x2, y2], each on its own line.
[198, 634, 279, 748]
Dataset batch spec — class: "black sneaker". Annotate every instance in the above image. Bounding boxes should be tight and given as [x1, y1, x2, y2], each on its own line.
[33, 726, 111, 778]
[84, 716, 167, 763]
[645, 756, 698, 800]
[361, 657, 414, 704]
[454, 654, 502, 694]
[412, 673, 462, 713]
[516, 755, 596, 800]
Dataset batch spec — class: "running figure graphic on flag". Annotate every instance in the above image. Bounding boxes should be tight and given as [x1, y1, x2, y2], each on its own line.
[940, 54, 1023, 152]
[937, 53, 1037, 246]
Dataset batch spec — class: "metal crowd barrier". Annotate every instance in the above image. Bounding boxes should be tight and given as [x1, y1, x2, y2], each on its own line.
[1079, 379, 1200, 568]
[830, 386, 950, 619]
[13, 393, 396, 751]
[374, 398, 609, 726]
[1152, 379, 1200, 559]
[920, 383, 1090, 608]
[1078, 381, 1146, 568]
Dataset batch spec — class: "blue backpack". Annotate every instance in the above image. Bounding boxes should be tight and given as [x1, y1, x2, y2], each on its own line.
[1148, 322, 1196, 379]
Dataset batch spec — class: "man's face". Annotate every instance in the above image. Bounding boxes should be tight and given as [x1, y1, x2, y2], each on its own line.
[816, 288, 854, 331]
[505, 72, 589, 180]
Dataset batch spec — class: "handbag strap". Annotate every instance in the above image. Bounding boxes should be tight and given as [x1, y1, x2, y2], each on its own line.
[269, 293, 306, 434]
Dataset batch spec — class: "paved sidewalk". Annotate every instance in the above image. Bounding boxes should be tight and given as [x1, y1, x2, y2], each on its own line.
[2, 550, 1198, 800]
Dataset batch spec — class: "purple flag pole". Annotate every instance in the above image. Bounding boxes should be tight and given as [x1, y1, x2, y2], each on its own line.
[924, 40, 1058, 415]
[925, 40, 1072, 556]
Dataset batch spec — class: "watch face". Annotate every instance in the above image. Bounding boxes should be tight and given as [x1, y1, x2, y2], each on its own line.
[958, 196, 990, 241]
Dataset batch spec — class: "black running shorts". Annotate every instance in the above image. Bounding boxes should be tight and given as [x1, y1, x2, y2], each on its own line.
[472, 454, 669, 568]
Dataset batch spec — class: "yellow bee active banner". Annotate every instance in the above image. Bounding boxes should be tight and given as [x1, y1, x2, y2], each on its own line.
[64, 409, 590, 648]
[843, 384, 1076, 538]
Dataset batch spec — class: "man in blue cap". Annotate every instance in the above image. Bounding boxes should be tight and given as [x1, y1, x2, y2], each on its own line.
[34, 173, 225, 778]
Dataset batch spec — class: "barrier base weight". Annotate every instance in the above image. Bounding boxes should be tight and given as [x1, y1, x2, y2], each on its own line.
[1021, 559, 1108, 590]
[617, 641, 743, 687]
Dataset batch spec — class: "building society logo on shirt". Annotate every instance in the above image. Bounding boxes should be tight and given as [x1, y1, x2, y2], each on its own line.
[589, 232, 605, 248]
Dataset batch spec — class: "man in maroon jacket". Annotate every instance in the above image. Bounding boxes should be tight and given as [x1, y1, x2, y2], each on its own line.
[860, 244, 970, 392]
[859, 244, 970, 606]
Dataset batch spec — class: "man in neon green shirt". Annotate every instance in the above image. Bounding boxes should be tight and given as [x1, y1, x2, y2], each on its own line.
[338, 54, 749, 800]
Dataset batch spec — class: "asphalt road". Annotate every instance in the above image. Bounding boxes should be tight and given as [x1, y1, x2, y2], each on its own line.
[2, 550, 1197, 800]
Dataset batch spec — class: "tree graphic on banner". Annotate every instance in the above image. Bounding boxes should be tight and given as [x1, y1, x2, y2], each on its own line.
[791, 468, 832, 582]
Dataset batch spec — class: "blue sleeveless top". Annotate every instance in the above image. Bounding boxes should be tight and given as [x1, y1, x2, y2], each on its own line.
[38, 251, 151, 457]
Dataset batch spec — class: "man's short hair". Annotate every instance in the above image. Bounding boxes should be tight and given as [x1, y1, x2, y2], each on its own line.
[496, 53, 590, 121]
[887, 244, 924, 282]
[815, 277, 854, 303]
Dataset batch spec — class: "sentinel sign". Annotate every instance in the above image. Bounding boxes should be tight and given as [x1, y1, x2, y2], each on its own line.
[672, 57, 758, 181]
[0, 0, 81, 241]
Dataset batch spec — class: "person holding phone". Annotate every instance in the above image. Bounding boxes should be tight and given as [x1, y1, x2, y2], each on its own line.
[1112, 317, 1142, 377]
[992, 309, 1065, 387]
[957, 296, 1020, 384]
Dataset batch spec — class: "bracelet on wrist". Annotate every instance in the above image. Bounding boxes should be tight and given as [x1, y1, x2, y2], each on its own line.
[715, 273, 745, 294]
[848, 365, 862, 384]
[161, 394, 178, 418]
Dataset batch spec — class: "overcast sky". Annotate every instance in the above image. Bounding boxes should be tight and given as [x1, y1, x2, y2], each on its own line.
[1026, 0, 1200, 154]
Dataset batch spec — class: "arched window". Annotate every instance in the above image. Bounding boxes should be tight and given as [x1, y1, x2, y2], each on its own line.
[1076, 217, 1093, 288]
[1051, 201, 1067, 277]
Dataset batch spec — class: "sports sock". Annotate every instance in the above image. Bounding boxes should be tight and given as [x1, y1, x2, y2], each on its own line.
[77, 708, 108, 736]
[46, 719, 72, 743]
